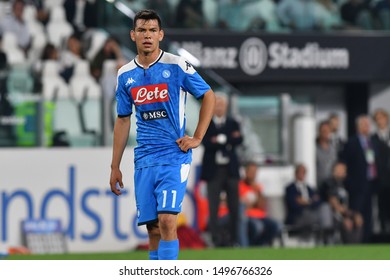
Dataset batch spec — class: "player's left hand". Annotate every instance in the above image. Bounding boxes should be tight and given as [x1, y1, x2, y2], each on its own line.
[176, 135, 201, 152]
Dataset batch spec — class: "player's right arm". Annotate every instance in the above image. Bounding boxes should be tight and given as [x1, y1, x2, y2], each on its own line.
[110, 116, 131, 196]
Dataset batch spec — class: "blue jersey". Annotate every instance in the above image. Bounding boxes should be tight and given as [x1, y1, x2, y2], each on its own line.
[116, 51, 211, 169]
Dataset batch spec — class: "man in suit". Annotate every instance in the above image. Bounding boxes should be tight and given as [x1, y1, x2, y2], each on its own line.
[328, 113, 345, 158]
[341, 115, 378, 242]
[201, 92, 243, 246]
[372, 109, 390, 234]
[285, 163, 322, 230]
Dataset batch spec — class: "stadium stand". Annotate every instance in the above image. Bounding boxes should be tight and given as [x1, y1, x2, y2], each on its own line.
[46, 6, 73, 48]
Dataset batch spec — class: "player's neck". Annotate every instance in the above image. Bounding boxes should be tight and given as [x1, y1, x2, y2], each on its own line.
[137, 49, 162, 69]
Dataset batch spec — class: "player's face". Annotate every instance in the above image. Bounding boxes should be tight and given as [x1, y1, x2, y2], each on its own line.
[131, 19, 163, 56]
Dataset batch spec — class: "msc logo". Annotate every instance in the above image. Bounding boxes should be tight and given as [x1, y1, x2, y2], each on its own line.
[141, 109, 168, 121]
[131, 84, 169, 105]
[239, 37, 268, 76]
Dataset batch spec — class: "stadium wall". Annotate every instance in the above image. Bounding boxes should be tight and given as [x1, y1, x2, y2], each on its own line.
[0, 147, 294, 253]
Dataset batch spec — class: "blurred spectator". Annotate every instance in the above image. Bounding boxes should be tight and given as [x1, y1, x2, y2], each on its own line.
[25, 0, 50, 25]
[284, 164, 322, 232]
[90, 36, 125, 82]
[0, 34, 6, 70]
[217, 0, 250, 30]
[340, 115, 378, 242]
[217, 0, 265, 31]
[340, 0, 374, 30]
[316, 120, 337, 187]
[63, 0, 98, 35]
[33, 43, 61, 89]
[202, 0, 218, 28]
[125, 0, 145, 12]
[175, 0, 208, 28]
[374, 0, 390, 30]
[0, 0, 31, 53]
[200, 92, 243, 247]
[371, 108, 390, 234]
[239, 162, 281, 247]
[0, 33, 7, 93]
[0, 33, 14, 145]
[320, 162, 363, 243]
[41, 43, 60, 61]
[0, 1, 10, 23]
[176, 213, 207, 249]
[276, 0, 322, 31]
[218, 0, 282, 31]
[60, 33, 86, 82]
[315, 0, 344, 30]
[255, 0, 283, 32]
[147, 0, 173, 27]
[328, 113, 345, 158]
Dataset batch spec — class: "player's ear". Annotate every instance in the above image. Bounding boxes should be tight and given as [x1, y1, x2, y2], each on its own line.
[130, 30, 135, 42]
[159, 29, 164, 42]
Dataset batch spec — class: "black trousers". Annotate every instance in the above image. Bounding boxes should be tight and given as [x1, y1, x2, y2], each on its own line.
[349, 182, 375, 243]
[377, 186, 390, 233]
[206, 166, 240, 246]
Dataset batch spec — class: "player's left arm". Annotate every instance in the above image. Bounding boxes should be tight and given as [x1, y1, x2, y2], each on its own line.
[176, 89, 216, 152]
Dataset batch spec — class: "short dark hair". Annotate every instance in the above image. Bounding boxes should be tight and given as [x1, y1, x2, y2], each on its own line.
[133, 9, 162, 30]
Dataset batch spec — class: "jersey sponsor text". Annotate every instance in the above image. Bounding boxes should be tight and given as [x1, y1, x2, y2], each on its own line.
[141, 109, 168, 121]
[131, 84, 169, 105]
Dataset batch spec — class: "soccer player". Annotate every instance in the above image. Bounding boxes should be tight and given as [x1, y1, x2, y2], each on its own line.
[109, 9, 215, 260]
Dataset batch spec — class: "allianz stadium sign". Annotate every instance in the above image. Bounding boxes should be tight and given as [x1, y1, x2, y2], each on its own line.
[168, 31, 390, 82]
[268, 42, 349, 70]
[240, 38, 349, 75]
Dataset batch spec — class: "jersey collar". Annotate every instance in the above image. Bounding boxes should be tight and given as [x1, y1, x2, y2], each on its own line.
[134, 50, 164, 69]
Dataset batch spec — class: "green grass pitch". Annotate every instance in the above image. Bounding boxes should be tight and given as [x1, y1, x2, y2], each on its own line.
[4, 244, 390, 260]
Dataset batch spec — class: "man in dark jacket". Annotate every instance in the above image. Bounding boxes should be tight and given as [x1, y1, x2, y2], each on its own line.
[340, 115, 378, 242]
[371, 109, 390, 234]
[285, 163, 322, 229]
[201, 92, 243, 246]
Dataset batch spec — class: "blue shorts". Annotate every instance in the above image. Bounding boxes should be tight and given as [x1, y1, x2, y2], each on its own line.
[134, 163, 191, 225]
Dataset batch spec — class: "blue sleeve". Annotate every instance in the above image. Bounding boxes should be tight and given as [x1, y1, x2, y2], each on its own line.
[178, 58, 210, 99]
[115, 73, 132, 117]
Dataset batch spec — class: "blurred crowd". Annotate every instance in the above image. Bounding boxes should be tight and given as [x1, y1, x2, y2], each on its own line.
[124, 0, 390, 32]
[0, 0, 389, 93]
[0, 0, 127, 147]
[195, 104, 390, 248]
[313, 110, 390, 244]
[1, 0, 390, 248]
[0, 0, 126, 85]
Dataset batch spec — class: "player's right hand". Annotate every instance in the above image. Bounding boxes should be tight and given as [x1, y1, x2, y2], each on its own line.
[110, 168, 124, 196]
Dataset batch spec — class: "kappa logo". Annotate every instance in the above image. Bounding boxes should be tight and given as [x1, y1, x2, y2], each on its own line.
[185, 61, 193, 71]
[131, 84, 169, 105]
[125, 77, 136, 86]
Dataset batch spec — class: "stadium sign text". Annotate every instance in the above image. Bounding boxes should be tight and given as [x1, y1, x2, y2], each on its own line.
[173, 38, 350, 76]
[0, 166, 146, 243]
